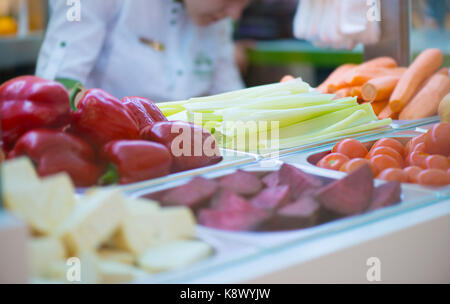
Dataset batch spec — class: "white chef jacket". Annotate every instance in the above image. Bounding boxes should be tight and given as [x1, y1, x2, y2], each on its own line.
[36, 0, 244, 101]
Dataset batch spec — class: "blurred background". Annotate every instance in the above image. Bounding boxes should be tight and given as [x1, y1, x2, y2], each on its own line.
[0, 0, 449, 86]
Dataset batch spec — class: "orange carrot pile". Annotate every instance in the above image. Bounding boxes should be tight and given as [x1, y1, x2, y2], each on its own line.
[317, 49, 449, 121]
[389, 49, 443, 113]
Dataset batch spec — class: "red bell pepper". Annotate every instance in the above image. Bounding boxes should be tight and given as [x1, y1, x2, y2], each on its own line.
[71, 89, 140, 148]
[100, 140, 172, 185]
[121, 96, 167, 130]
[9, 129, 102, 187]
[140, 121, 222, 172]
[0, 76, 71, 149]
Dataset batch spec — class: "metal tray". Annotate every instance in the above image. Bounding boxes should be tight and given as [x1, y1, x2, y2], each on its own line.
[390, 116, 440, 130]
[130, 160, 439, 247]
[278, 131, 449, 196]
[127, 160, 441, 283]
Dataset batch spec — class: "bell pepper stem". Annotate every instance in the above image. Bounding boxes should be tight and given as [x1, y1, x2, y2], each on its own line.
[69, 83, 82, 111]
[98, 163, 120, 185]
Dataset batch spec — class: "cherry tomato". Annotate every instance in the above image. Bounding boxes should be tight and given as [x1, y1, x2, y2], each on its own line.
[406, 134, 427, 155]
[417, 169, 450, 186]
[377, 168, 408, 183]
[406, 151, 430, 167]
[370, 154, 401, 176]
[339, 158, 375, 175]
[317, 153, 350, 171]
[425, 123, 450, 156]
[367, 146, 404, 168]
[403, 166, 423, 184]
[422, 155, 449, 171]
[370, 138, 405, 157]
[332, 139, 368, 159]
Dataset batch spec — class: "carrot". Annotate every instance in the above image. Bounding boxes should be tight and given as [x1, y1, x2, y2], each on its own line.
[361, 76, 401, 102]
[357, 56, 398, 70]
[389, 48, 443, 113]
[370, 100, 389, 116]
[350, 86, 363, 102]
[333, 87, 352, 99]
[399, 74, 450, 120]
[318, 64, 358, 93]
[345, 67, 406, 87]
[281, 75, 295, 83]
[378, 104, 398, 120]
[436, 67, 449, 77]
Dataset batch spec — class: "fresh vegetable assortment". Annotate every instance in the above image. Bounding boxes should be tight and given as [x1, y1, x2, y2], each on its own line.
[318, 49, 450, 120]
[315, 123, 450, 187]
[157, 78, 392, 153]
[144, 164, 402, 232]
[0, 76, 222, 187]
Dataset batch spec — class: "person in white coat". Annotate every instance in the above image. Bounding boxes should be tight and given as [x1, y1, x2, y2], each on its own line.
[36, 0, 249, 102]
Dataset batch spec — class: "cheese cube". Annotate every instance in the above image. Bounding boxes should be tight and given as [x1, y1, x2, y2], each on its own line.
[43, 253, 99, 284]
[157, 207, 196, 242]
[59, 189, 124, 255]
[2, 157, 38, 191]
[4, 171, 75, 235]
[29, 237, 66, 278]
[114, 203, 195, 255]
[114, 198, 161, 255]
[98, 261, 148, 284]
[97, 249, 135, 265]
[138, 240, 213, 273]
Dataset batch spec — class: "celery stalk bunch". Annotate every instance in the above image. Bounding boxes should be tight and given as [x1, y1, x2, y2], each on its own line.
[157, 78, 392, 153]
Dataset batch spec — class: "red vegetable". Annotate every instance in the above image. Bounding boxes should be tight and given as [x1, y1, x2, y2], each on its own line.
[101, 140, 172, 185]
[0, 76, 71, 149]
[250, 185, 291, 210]
[161, 177, 219, 210]
[9, 129, 101, 187]
[121, 96, 167, 130]
[219, 170, 263, 196]
[266, 195, 320, 230]
[71, 89, 140, 148]
[317, 152, 350, 171]
[198, 208, 269, 231]
[141, 121, 222, 172]
[315, 165, 374, 215]
[368, 182, 402, 211]
[278, 164, 323, 200]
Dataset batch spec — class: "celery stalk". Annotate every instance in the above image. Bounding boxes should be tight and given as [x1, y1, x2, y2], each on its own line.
[262, 119, 392, 151]
[188, 78, 309, 103]
[221, 97, 357, 130]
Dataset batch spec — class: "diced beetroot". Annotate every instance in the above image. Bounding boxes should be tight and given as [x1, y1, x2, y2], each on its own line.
[262, 171, 280, 188]
[251, 171, 269, 179]
[161, 177, 218, 210]
[211, 189, 253, 212]
[143, 190, 167, 202]
[219, 170, 263, 196]
[251, 185, 290, 210]
[265, 195, 320, 231]
[198, 208, 270, 231]
[315, 165, 374, 215]
[368, 182, 402, 212]
[279, 164, 323, 200]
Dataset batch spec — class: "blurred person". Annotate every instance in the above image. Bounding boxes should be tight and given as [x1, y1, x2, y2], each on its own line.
[36, 0, 249, 101]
